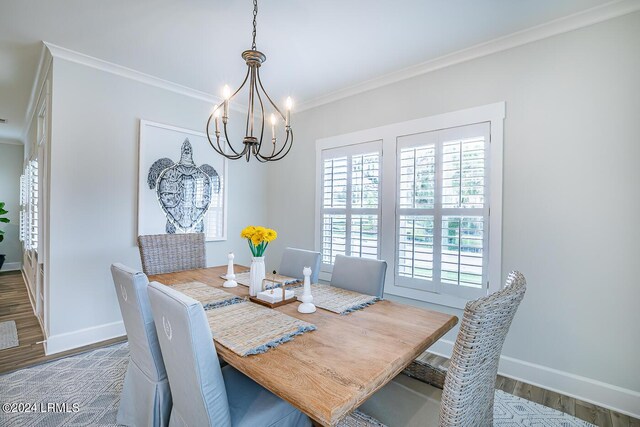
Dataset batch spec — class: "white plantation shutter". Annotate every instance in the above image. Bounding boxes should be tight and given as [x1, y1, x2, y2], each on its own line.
[31, 160, 39, 251]
[321, 141, 381, 269]
[396, 123, 490, 299]
[19, 174, 26, 242]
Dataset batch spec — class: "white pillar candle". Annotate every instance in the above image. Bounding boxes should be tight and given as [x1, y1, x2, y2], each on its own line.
[285, 97, 292, 127]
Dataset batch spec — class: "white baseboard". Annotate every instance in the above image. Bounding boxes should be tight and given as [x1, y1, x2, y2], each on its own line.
[428, 339, 640, 419]
[1, 262, 22, 271]
[45, 321, 126, 355]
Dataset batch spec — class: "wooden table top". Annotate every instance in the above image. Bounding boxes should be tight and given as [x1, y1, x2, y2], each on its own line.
[150, 266, 458, 427]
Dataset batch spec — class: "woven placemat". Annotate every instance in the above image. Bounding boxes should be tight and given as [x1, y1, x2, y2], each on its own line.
[0, 320, 19, 350]
[172, 281, 244, 310]
[206, 301, 316, 356]
[294, 284, 379, 315]
[222, 271, 301, 289]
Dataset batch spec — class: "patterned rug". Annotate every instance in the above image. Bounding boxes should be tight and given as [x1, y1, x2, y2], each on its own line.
[0, 320, 19, 350]
[0, 342, 595, 427]
[0, 343, 127, 426]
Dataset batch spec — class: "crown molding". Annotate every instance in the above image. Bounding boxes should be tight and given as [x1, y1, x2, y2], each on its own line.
[21, 43, 51, 142]
[297, 0, 640, 112]
[28, 0, 640, 121]
[0, 138, 23, 146]
[42, 42, 244, 113]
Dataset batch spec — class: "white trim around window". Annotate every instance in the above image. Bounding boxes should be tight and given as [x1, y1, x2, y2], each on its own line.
[315, 102, 505, 309]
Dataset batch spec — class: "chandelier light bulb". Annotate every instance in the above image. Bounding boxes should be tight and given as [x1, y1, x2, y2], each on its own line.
[286, 97, 293, 110]
[223, 85, 231, 99]
[270, 113, 277, 125]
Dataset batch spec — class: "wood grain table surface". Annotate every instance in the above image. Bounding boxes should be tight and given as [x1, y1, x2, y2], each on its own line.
[150, 266, 458, 427]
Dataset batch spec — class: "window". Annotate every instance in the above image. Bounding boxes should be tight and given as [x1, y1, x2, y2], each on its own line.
[19, 161, 39, 251]
[319, 141, 382, 270]
[19, 174, 26, 243]
[396, 123, 489, 299]
[315, 103, 504, 307]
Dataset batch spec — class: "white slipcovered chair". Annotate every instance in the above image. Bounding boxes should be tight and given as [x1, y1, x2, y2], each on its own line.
[110, 263, 172, 427]
[146, 280, 312, 427]
[330, 254, 387, 298]
[278, 247, 322, 283]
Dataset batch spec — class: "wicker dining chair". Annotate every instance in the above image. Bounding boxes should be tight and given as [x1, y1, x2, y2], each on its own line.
[438, 270, 526, 425]
[138, 233, 206, 275]
[357, 271, 527, 427]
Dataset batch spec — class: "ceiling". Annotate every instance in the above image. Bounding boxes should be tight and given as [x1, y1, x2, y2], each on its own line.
[0, 0, 619, 140]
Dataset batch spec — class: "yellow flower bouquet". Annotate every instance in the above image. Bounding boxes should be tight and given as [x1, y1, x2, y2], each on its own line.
[241, 226, 277, 257]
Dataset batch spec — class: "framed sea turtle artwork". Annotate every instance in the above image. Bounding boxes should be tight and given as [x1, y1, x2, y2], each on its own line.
[138, 120, 228, 242]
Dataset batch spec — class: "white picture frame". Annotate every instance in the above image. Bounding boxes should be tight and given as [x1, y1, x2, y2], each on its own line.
[137, 119, 228, 242]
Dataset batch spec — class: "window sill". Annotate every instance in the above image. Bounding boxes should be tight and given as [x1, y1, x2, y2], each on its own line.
[384, 286, 469, 310]
[321, 270, 470, 310]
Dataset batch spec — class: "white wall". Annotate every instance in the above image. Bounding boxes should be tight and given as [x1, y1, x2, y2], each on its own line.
[267, 12, 640, 415]
[0, 141, 24, 269]
[47, 57, 268, 351]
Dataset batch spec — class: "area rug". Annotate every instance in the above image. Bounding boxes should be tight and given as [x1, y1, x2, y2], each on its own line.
[171, 281, 244, 310]
[206, 301, 316, 356]
[494, 389, 594, 426]
[0, 343, 596, 427]
[0, 320, 19, 350]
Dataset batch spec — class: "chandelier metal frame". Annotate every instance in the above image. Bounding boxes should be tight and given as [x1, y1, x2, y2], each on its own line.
[206, 0, 293, 162]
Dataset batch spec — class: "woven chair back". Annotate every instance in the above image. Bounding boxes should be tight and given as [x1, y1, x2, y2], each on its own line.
[440, 271, 527, 426]
[138, 233, 206, 275]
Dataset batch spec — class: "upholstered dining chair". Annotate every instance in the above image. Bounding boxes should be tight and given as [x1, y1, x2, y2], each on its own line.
[330, 255, 387, 298]
[353, 271, 527, 427]
[278, 247, 322, 283]
[138, 233, 206, 275]
[110, 263, 171, 427]
[146, 280, 312, 427]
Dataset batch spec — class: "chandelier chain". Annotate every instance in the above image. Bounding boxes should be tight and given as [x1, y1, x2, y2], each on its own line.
[252, 0, 258, 50]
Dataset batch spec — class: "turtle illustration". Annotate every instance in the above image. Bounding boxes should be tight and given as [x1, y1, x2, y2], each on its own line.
[148, 139, 220, 234]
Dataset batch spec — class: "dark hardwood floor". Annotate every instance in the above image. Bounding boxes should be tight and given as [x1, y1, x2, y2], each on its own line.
[0, 270, 125, 374]
[1, 270, 637, 426]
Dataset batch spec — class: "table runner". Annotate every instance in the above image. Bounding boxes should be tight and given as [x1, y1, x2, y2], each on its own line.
[293, 284, 379, 315]
[206, 301, 316, 356]
[223, 271, 301, 289]
[172, 281, 244, 310]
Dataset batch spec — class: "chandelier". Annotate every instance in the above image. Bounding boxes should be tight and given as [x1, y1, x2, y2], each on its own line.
[206, 0, 293, 162]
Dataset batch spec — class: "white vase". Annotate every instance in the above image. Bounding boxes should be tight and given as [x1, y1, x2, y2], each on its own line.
[249, 256, 266, 297]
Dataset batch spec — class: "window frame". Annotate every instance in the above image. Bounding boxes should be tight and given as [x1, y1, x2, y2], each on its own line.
[315, 102, 505, 308]
[317, 140, 383, 274]
[395, 122, 491, 301]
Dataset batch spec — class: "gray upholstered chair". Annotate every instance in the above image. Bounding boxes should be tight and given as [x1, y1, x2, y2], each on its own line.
[110, 263, 172, 427]
[356, 271, 527, 427]
[147, 280, 312, 427]
[138, 233, 206, 275]
[330, 255, 387, 298]
[278, 247, 322, 283]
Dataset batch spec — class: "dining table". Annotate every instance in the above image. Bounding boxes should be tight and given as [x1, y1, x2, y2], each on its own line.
[150, 265, 458, 427]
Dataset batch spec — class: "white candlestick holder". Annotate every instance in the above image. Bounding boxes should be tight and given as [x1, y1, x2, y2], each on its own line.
[223, 252, 238, 288]
[297, 266, 316, 314]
